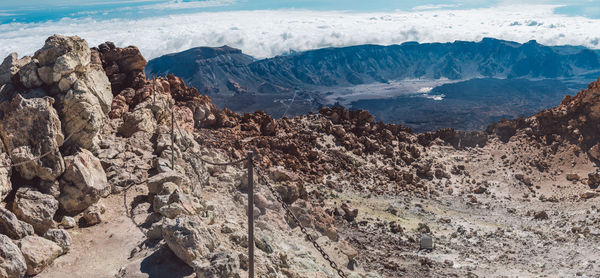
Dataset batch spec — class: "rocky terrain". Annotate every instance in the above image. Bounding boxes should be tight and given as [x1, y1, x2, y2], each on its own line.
[145, 39, 600, 132]
[0, 35, 598, 278]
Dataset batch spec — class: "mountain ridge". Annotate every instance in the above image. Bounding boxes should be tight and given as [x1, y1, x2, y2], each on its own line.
[146, 38, 600, 96]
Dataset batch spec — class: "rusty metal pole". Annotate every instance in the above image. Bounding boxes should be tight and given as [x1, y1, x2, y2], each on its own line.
[171, 108, 175, 169]
[247, 151, 254, 278]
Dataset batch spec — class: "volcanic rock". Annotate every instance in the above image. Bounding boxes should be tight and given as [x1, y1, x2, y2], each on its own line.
[0, 208, 34, 240]
[0, 53, 31, 85]
[0, 95, 65, 181]
[161, 215, 218, 266]
[11, 187, 59, 234]
[81, 203, 105, 226]
[43, 229, 72, 254]
[17, 236, 62, 276]
[194, 251, 241, 278]
[0, 145, 11, 201]
[0, 234, 27, 278]
[147, 171, 184, 195]
[58, 149, 109, 214]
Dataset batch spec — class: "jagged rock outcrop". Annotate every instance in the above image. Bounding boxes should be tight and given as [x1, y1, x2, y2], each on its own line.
[0, 234, 27, 278]
[58, 149, 109, 214]
[488, 77, 600, 159]
[0, 53, 30, 86]
[0, 95, 65, 181]
[39, 37, 113, 150]
[95, 42, 147, 95]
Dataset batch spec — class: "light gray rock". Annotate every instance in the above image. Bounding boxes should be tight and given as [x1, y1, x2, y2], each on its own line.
[59, 85, 107, 150]
[42, 229, 72, 254]
[0, 144, 12, 201]
[119, 108, 157, 138]
[153, 194, 169, 213]
[158, 190, 204, 219]
[147, 171, 184, 195]
[0, 53, 31, 85]
[12, 187, 58, 234]
[161, 215, 218, 266]
[194, 251, 241, 278]
[59, 149, 109, 214]
[18, 235, 62, 276]
[81, 68, 112, 114]
[29, 35, 112, 151]
[0, 208, 34, 240]
[59, 216, 76, 229]
[81, 203, 105, 226]
[0, 234, 27, 278]
[34, 35, 90, 79]
[17, 60, 43, 89]
[0, 95, 65, 181]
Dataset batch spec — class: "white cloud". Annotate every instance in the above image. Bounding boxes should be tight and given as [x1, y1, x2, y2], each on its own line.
[139, 0, 236, 10]
[412, 4, 459, 11]
[0, 4, 599, 61]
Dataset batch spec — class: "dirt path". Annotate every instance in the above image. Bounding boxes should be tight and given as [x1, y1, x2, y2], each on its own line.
[38, 185, 148, 278]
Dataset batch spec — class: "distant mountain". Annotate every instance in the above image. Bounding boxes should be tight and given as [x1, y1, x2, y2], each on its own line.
[147, 38, 600, 95]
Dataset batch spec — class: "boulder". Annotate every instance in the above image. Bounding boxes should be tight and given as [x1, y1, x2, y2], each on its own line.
[533, 211, 549, 220]
[81, 203, 105, 226]
[11, 187, 58, 234]
[59, 84, 107, 150]
[588, 172, 600, 189]
[0, 234, 27, 278]
[16, 61, 43, 89]
[0, 208, 34, 240]
[0, 53, 31, 85]
[79, 68, 112, 114]
[161, 215, 218, 266]
[118, 108, 156, 137]
[42, 229, 72, 254]
[34, 35, 90, 79]
[147, 171, 184, 195]
[0, 95, 65, 181]
[157, 190, 204, 219]
[58, 149, 110, 214]
[59, 216, 76, 229]
[30, 35, 112, 150]
[17, 236, 62, 276]
[96, 43, 147, 94]
[194, 251, 241, 278]
[0, 145, 11, 201]
[341, 203, 358, 222]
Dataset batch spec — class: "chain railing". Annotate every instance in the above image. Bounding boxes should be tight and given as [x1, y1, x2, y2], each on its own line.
[255, 167, 349, 278]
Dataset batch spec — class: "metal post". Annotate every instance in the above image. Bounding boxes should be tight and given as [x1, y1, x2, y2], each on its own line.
[171, 108, 175, 169]
[247, 151, 254, 278]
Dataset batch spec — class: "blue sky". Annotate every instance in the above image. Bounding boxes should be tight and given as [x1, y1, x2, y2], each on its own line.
[1, 0, 599, 24]
[0, 0, 599, 60]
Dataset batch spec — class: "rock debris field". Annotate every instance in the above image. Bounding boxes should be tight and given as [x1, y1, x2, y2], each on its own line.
[0, 35, 598, 277]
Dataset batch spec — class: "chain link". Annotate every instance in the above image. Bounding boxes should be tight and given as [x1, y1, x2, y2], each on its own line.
[256, 168, 348, 278]
[172, 110, 347, 277]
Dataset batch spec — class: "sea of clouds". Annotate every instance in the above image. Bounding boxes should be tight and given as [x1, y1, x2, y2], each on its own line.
[0, 4, 599, 61]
